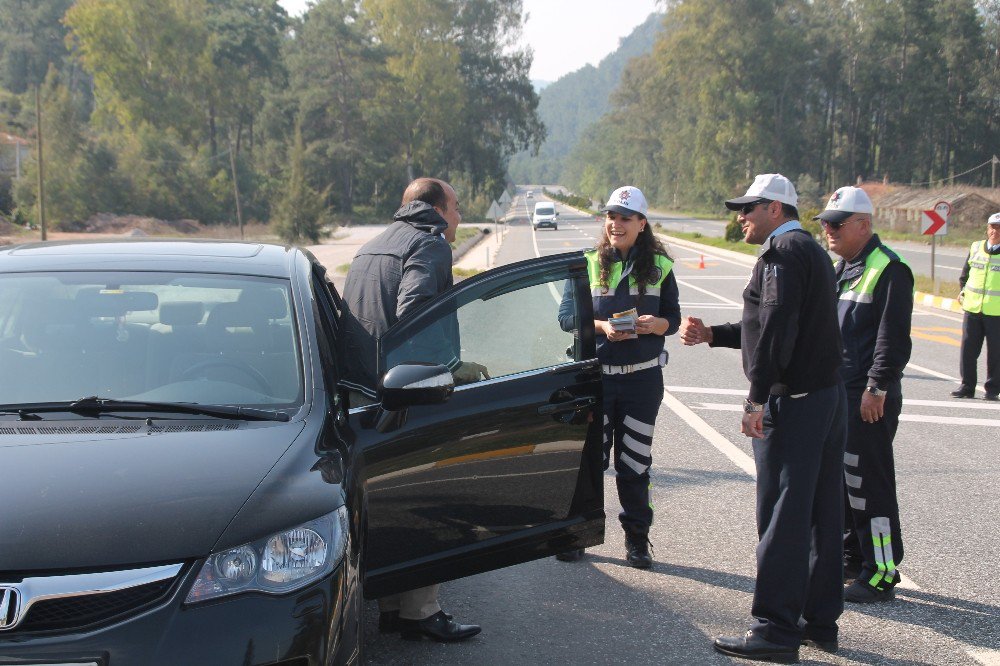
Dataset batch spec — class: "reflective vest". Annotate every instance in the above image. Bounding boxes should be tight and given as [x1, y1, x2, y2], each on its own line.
[585, 249, 674, 365]
[962, 241, 1000, 316]
[836, 243, 911, 386]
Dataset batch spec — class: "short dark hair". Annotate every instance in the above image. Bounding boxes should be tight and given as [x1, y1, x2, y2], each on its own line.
[402, 178, 449, 209]
[781, 203, 799, 220]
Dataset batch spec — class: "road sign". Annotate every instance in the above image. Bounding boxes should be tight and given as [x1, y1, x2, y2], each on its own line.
[486, 200, 501, 221]
[921, 200, 951, 235]
[499, 190, 511, 206]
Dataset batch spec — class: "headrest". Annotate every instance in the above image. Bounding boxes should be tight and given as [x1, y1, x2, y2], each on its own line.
[206, 301, 265, 329]
[237, 288, 288, 319]
[159, 301, 205, 327]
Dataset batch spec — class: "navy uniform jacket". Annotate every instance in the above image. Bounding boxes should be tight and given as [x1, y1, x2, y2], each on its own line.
[710, 228, 842, 404]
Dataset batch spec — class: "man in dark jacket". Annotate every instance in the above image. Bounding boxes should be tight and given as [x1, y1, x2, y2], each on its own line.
[341, 177, 483, 642]
[818, 186, 913, 604]
[681, 174, 847, 662]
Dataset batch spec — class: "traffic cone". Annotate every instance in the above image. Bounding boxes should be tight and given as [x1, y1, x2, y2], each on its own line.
[698, 255, 706, 269]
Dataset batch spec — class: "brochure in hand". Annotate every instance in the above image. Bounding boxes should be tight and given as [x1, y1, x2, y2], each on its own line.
[608, 307, 638, 339]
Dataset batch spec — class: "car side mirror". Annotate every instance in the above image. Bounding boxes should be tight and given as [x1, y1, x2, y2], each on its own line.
[554, 212, 559, 217]
[378, 362, 454, 411]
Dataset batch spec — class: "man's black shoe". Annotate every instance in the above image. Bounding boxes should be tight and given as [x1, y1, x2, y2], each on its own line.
[843, 558, 863, 583]
[801, 637, 838, 653]
[380, 610, 451, 633]
[398, 610, 481, 642]
[951, 387, 975, 398]
[984, 393, 999, 402]
[714, 631, 799, 663]
[844, 579, 895, 604]
[555, 548, 585, 562]
[625, 532, 653, 569]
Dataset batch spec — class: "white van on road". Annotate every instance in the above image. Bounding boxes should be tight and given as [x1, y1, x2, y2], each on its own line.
[532, 201, 558, 231]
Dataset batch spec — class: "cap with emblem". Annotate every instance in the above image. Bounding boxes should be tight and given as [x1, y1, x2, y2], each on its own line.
[725, 173, 798, 210]
[813, 186, 874, 225]
[601, 185, 648, 218]
[988, 212, 1000, 226]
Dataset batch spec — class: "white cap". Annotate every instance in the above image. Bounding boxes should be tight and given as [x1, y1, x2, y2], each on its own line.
[814, 186, 874, 224]
[601, 185, 648, 217]
[725, 173, 798, 210]
[989, 212, 1000, 225]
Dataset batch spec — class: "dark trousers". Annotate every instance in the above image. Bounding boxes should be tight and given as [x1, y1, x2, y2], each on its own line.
[843, 386, 903, 589]
[750, 383, 847, 647]
[960, 311, 1000, 395]
[602, 366, 664, 535]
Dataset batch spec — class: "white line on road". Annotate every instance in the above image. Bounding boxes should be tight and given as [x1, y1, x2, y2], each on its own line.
[967, 649, 1000, 666]
[906, 362, 961, 383]
[666, 386, 1000, 410]
[660, 390, 756, 479]
[694, 402, 1000, 426]
[676, 279, 743, 306]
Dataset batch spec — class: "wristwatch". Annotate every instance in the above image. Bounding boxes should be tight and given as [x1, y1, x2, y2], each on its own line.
[743, 398, 764, 413]
[865, 385, 887, 397]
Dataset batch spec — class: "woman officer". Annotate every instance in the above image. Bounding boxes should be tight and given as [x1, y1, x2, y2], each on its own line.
[557, 185, 681, 568]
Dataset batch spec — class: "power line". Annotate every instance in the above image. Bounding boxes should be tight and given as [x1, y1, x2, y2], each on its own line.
[908, 158, 994, 187]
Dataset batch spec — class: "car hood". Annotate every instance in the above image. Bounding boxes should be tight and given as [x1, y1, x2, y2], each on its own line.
[0, 419, 306, 571]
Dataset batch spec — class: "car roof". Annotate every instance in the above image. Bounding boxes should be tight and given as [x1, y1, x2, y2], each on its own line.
[0, 239, 300, 278]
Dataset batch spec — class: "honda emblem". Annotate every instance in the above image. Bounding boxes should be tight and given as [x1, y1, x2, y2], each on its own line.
[0, 586, 21, 630]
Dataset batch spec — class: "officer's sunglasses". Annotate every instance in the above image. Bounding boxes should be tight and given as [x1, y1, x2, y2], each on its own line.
[740, 199, 772, 215]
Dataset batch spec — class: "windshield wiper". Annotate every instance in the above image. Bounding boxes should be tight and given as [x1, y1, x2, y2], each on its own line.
[0, 396, 290, 422]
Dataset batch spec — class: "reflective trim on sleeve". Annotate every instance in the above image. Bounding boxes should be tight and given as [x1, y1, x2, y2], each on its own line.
[848, 493, 867, 511]
[844, 452, 860, 467]
[623, 433, 652, 458]
[845, 471, 863, 489]
[619, 451, 649, 475]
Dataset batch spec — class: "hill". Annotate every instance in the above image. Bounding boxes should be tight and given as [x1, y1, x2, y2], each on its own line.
[508, 13, 664, 185]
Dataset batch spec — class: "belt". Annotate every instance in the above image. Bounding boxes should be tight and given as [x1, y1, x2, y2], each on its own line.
[601, 358, 661, 376]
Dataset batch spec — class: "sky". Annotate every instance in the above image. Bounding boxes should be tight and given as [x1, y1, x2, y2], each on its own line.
[276, 0, 660, 83]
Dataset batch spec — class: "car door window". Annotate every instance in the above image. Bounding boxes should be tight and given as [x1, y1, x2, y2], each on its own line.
[383, 277, 579, 385]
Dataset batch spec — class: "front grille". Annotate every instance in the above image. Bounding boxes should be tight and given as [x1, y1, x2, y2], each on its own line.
[8, 568, 184, 634]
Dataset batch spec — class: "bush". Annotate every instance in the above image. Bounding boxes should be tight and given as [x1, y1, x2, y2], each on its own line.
[725, 214, 743, 242]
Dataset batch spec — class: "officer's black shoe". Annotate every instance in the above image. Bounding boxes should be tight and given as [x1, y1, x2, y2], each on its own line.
[843, 558, 863, 583]
[625, 532, 653, 569]
[555, 548, 585, 562]
[714, 631, 800, 663]
[398, 610, 481, 642]
[800, 628, 838, 654]
[951, 387, 975, 398]
[380, 610, 451, 633]
[844, 579, 896, 604]
[984, 393, 999, 402]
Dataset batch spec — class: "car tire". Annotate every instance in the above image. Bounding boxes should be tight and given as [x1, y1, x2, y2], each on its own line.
[553, 225, 558, 231]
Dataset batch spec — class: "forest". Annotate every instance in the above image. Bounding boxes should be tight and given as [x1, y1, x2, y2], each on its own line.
[0, 0, 542, 241]
[562, 0, 1000, 211]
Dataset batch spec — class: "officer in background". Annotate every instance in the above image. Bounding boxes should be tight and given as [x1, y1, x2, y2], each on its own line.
[817, 186, 913, 604]
[952, 212, 1000, 401]
[681, 173, 846, 662]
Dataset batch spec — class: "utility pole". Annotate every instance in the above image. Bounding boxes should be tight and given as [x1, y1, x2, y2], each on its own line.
[34, 84, 46, 241]
[993, 155, 998, 189]
[228, 139, 244, 241]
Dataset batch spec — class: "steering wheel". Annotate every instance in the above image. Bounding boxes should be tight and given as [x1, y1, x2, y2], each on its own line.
[179, 359, 273, 395]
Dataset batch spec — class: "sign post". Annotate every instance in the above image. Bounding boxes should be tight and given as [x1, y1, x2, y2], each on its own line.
[921, 200, 951, 287]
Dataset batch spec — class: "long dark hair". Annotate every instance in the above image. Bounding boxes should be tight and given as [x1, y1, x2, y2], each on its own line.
[595, 220, 671, 296]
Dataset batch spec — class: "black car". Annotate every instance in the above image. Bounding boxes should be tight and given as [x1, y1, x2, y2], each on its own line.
[0, 240, 604, 665]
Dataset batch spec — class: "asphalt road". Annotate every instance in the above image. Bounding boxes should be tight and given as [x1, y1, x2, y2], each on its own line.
[363, 192, 1000, 665]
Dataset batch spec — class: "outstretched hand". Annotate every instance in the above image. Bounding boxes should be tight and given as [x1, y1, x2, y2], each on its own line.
[680, 316, 712, 346]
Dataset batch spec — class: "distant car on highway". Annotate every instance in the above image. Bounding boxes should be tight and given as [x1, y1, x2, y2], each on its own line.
[533, 201, 559, 230]
[526, 190, 534, 199]
[0, 239, 603, 665]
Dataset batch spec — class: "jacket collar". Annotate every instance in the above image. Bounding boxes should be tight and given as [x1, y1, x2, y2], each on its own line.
[393, 201, 449, 236]
[836, 234, 881, 283]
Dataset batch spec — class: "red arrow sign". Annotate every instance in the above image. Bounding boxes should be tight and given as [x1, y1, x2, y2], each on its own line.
[921, 210, 947, 235]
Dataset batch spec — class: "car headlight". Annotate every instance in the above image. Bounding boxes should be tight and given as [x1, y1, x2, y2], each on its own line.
[185, 506, 349, 604]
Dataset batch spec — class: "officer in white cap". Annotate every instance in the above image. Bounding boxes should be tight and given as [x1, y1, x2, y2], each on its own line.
[818, 186, 913, 604]
[555, 185, 681, 568]
[954, 211, 1000, 401]
[681, 173, 846, 661]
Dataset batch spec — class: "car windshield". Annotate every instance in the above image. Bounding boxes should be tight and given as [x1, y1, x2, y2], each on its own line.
[536, 205, 554, 215]
[0, 272, 302, 411]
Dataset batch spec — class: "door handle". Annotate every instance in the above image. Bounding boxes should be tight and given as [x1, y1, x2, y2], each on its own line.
[537, 396, 596, 416]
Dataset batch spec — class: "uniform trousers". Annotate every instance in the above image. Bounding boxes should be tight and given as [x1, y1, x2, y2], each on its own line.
[843, 386, 903, 589]
[750, 383, 846, 647]
[960, 311, 1000, 395]
[602, 365, 664, 535]
[377, 584, 441, 621]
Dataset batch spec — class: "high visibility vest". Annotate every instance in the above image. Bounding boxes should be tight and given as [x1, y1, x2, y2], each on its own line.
[962, 241, 1000, 316]
[584, 250, 674, 365]
[838, 245, 910, 305]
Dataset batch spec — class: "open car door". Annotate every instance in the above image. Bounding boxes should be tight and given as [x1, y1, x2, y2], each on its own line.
[352, 252, 604, 598]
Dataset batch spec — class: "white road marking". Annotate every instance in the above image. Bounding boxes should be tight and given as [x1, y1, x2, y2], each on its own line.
[671, 275, 748, 280]
[675, 279, 742, 306]
[667, 386, 1000, 410]
[695, 402, 1000, 426]
[967, 649, 1000, 666]
[665, 244, 756, 268]
[660, 390, 756, 479]
[906, 362, 961, 383]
